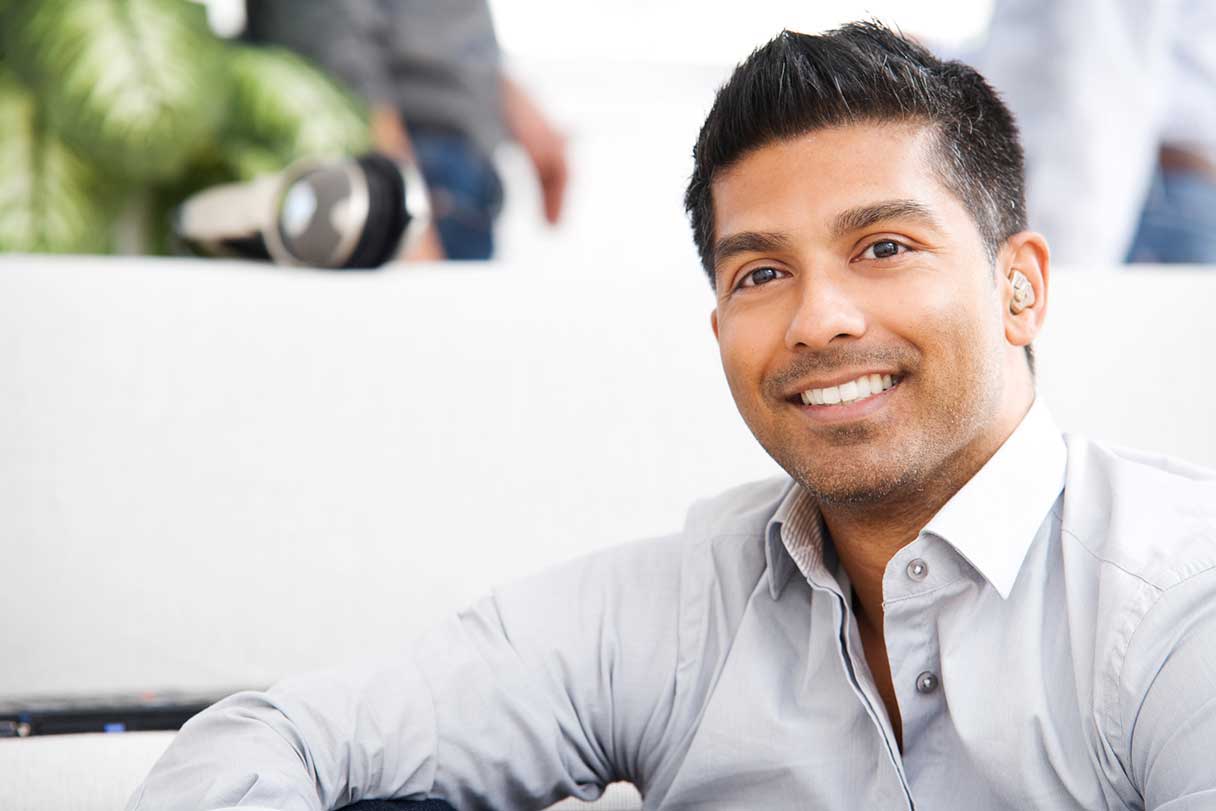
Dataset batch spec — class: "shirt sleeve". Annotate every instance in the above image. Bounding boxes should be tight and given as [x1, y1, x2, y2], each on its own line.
[125, 536, 684, 811]
[1118, 567, 1216, 808]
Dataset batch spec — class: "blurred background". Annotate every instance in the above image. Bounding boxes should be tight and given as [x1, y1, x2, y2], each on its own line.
[5, 0, 1212, 270]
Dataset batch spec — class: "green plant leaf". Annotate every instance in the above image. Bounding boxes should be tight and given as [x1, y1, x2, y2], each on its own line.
[0, 69, 113, 253]
[3, 0, 229, 182]
[223, 45, 370, 177]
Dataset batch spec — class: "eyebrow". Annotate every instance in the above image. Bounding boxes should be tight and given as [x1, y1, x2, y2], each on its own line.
[710, 199, 943, 278]
[711, 230, 794, 273]
[830, 199, 943, 239]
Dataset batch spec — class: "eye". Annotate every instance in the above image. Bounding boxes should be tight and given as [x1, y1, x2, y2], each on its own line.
[859, 239, 909, 260]
[736, 266, 786, 290]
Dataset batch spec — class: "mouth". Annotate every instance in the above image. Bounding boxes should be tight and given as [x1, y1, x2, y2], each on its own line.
[795, 372, 901, 407]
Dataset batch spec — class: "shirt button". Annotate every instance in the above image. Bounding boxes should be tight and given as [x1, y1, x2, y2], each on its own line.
[906, 558, 929, 581]
[915, 671, 940, 694]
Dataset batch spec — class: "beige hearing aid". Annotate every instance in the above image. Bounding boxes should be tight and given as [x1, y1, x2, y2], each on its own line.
[1009, 271, 1035, 314]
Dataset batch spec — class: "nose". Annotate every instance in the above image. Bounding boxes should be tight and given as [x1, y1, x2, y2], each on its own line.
[783, 271, 867, 351]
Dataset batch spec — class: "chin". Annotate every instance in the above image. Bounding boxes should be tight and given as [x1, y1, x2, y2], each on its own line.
[775, 443, 929, 507]
[800, 466, 925, 506]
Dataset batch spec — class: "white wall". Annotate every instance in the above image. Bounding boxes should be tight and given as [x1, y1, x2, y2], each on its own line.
[488, 2, 994, 275]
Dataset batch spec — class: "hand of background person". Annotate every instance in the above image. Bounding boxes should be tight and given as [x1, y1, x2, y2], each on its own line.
[369, 103, 446, 261]
[501, 75, 569, 225]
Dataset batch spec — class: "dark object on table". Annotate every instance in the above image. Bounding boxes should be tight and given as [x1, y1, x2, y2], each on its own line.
[0, 688, 247, 737]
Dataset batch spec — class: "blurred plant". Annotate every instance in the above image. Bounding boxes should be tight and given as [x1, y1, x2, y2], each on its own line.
[0, 0, 371, 255]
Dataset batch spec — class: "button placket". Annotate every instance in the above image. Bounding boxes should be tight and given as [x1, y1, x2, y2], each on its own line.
[882, 546, 951, 759]
[821, 584, 913, 802]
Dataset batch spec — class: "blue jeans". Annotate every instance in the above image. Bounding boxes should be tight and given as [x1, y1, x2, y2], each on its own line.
[409, 128, 504, 261]
[1125, 166, 1216, 264]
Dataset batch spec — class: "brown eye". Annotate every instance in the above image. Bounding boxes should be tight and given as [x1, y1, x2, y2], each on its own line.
[738, 266, 784, 289]
[862, 240, 905, 260]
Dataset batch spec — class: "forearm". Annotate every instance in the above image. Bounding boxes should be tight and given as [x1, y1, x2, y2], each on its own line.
[127, 658, 437, 811]
[499, 74, 568, 224]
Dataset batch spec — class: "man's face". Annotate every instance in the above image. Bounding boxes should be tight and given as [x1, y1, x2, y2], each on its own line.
[710, 123, 1019, 505]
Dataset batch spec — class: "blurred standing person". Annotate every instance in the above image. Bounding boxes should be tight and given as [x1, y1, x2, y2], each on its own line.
[244, 0, 568, 261]
[974, 0, 1216, 265]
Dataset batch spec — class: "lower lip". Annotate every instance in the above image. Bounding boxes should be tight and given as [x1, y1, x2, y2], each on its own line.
[794, 381, 900, 424]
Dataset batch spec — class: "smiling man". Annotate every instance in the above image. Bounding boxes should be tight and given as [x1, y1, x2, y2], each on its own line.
[130, 23, 1216, 811]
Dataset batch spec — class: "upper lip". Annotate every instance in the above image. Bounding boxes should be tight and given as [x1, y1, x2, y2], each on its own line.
[780, 370, 901, 400]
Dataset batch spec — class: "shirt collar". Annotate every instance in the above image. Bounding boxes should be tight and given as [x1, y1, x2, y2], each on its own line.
[764, 482, 834, 600]
[764, 397, 1066, 601]
[921, 396, 1066, 599]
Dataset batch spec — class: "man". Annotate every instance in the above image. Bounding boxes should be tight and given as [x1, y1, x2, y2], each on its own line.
[128, 23, 1216, 811]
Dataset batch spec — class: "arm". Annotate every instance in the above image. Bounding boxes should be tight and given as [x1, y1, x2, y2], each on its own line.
[500, 75, 569, 225]
[126, 537, 683, 811]
[1119, 568, 1216, 808]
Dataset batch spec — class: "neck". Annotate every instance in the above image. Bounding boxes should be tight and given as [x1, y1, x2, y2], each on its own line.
[824, 387, 1035, 627]
[821, 475, 950, 628]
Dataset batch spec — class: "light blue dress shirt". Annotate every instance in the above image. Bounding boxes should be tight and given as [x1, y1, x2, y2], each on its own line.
[128, 399, 1216, 810]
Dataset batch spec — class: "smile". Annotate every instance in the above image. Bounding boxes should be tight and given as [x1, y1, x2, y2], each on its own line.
[799, 373, 898, 406]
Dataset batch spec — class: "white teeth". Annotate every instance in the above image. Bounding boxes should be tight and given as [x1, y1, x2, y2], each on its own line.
[801, 373, 898, 407]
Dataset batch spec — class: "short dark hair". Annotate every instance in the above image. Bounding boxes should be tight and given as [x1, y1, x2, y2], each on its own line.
[685, 22, 1027, 285]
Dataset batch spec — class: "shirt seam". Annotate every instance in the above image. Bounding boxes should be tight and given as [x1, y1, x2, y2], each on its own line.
[651, 531, 767, 808]
[1057, 519, 1161, 590]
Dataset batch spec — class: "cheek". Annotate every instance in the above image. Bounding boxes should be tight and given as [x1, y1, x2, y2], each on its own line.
[883, 266, 996, 351]
[716, 317, 775, 397]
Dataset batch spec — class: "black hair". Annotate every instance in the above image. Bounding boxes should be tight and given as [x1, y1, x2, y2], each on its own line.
[685, 22, 1027, 285]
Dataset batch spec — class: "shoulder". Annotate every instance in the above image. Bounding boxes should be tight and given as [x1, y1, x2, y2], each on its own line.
[494, 476, 793, 620]
[1060, 434, 1216, 590]
[1060, 437, 1216, 764]
[576, 475, 794, 599]
[683, 476, 794, 540]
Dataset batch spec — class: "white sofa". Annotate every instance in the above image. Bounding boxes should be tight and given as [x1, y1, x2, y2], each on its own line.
[2, 255, 1214, 810]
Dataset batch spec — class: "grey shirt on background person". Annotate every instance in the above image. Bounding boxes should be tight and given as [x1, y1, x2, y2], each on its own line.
[244, 0, 506, 160]
[126, 400, 1216, 810]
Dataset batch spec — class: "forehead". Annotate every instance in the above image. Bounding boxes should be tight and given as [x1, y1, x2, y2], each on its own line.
[711, 123, 965, 242]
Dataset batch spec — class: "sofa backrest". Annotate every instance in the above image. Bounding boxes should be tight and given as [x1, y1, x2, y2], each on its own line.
[2, 256, 1213, 699]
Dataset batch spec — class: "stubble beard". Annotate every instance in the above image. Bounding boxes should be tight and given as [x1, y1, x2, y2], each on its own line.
[757, 356, 1003, 510]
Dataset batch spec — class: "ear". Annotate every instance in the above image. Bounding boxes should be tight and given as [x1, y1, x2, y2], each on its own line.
[710, 308, 720, 342]
[999, 231, 1050, 350]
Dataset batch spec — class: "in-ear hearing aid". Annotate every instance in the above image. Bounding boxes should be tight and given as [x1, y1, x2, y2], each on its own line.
[1010, 271, 1035, 314]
